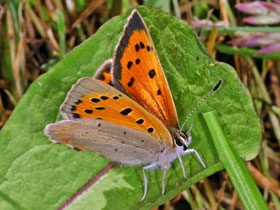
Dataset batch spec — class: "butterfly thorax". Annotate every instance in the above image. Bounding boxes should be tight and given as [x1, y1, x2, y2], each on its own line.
[156, 145, 177, 169]
[151, 127, 190, 169]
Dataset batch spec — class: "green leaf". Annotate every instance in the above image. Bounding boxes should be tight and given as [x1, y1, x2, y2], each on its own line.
[0, 6, 261, 209]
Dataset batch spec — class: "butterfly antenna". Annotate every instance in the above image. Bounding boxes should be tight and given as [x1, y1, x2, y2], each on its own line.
[180, 80, 222, 132]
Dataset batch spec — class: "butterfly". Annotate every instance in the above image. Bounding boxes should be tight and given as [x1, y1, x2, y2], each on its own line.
[44, 9, 221, 202]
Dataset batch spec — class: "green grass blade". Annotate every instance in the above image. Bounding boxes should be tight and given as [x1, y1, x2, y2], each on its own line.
[217, 44, 280, 60]
[56, 10, 66, 57]
[203, 111, 268, 210]
[195, 27, 280, 35]
[172, 0, 181, 19]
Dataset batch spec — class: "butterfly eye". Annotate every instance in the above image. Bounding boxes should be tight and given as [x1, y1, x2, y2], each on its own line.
[175, 136, 183, 146]
[174, 132, 185, 146]
[174, 136, 188, 152]
[175, 131, 190, 151]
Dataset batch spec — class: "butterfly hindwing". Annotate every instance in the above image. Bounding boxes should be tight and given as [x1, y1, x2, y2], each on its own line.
[44, 118, 162, 165]
[94, 59, 113, 85]
[112, 10, 179, 128]
[60, 77, 173, 144]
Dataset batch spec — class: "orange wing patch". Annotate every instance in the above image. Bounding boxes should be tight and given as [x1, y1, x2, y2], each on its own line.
[71, 91, 171, 142]
[61, 78, 172, 145]
[112, 10, 179, 128]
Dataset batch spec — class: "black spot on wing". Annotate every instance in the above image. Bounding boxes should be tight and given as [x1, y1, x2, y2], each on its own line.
[140, 41, 145, 49]
[135, 44, 140, 52]
[71, 105, 76, 111]
[100, 96, 109, 100]
[127, 61, 133, 69]
[149, 69, 156, 78]
[147, 127, 154, 133]
[136, 119, 144, 124]
[95, 107, 105, 110]
[75, 100, 82, 105]
[157, 89, 161, 95]
[72, 113, 80, 118]
[120, 108, 132, 116]
[97, 73, 105, 80]
[91, 98, 100, 103]
[127, 77, 135, 87]
[85, 109, 93, 114]
[135, 58, 140, 64]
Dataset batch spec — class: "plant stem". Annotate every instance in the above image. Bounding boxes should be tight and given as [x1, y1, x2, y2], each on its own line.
[203, 111, 269, 210]
[195, 26, 280, 35]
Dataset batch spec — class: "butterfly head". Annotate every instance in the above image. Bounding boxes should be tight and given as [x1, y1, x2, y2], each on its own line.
[174, 124, 193, 154]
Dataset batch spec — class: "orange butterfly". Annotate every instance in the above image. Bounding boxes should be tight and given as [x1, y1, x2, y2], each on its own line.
[44, 9, 221, 202]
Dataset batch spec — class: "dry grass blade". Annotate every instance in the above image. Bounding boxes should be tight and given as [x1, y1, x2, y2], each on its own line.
[247, 162, 280, 197]
[71, 0, 106, 30]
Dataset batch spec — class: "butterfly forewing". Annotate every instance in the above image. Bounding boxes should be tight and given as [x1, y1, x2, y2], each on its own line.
[44, 118, 162, 165]
[60, 77, 173, 145]
[112, 10, 179, 128]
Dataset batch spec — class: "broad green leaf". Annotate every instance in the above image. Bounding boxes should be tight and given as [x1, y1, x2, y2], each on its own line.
[0, 6, 261, 210]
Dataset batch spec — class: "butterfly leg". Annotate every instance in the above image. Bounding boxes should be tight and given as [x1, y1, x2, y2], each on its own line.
[184, 149, 206, 168]
[176, 151, 187, 179]
[139, 162, 157, 202]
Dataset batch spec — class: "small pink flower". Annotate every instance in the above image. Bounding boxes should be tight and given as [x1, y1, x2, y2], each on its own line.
[236, 1, 280, 25]
[230, 32, 280, 54]
[193, 19, 227, 28]
[244, 13, 280, 25]
[258, 43, 280, 54]
[235, 2, 268, 15]
[261, 2, 280, 13]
